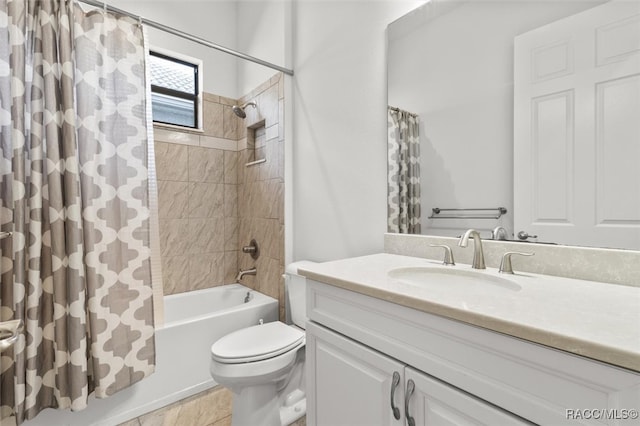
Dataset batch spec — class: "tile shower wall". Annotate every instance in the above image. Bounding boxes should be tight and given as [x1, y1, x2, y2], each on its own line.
[155, 93, 241, 295]
[155, 74, 284, 307]
[236, 73, 285, 320]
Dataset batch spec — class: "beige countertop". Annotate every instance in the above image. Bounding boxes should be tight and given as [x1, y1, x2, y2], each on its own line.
[299, 253, 640, 373]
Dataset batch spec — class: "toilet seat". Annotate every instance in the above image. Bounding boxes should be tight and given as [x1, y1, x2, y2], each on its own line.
[211, 321, 305, 364]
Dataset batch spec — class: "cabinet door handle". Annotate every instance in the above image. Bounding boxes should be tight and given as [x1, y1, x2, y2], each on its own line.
[405, 379, 415, 426]
[390, 371, 401, 420]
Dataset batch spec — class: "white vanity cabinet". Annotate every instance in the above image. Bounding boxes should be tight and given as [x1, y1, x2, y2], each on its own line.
[305, 278, 640, 426]
[404, 367, 531, 425]
[306, 321, 405, 426]
[307, 321, 531, 426]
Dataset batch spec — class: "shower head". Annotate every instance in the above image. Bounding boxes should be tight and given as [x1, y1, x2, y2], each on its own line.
[232, 101, 257, 119]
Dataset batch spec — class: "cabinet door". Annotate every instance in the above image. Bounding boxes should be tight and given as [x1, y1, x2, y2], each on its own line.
[306, 322, 405, 426]
[404, 367, 533, 426]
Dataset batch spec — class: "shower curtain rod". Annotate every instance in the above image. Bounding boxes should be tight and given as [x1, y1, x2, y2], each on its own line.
[77, 0, 294, 76]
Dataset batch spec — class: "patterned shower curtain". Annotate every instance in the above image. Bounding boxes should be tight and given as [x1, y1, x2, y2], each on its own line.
[0, 1, 155, 424]
[387, 107, 421, 234]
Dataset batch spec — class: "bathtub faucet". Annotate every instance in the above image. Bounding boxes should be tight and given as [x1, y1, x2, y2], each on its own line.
[235, 267, 257, 282]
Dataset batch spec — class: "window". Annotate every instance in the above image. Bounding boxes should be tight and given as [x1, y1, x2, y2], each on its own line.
[150, 50, 201, 129]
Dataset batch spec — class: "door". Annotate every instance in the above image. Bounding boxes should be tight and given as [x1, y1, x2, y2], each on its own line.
[514, 0, 640, 249]
[404, 367, 532, 426]
[306, 322, 405, 426]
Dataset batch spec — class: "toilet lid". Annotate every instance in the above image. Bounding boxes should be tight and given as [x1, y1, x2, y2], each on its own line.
[211, 321, 305, 363]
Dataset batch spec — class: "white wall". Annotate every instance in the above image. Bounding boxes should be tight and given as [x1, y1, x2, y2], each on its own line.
[291, 0, 425, 262]
[107, 1, 293, 97]
[236, 0, 289, 95]
[107, 0, 239, 98]
[388, 0, 603, 238]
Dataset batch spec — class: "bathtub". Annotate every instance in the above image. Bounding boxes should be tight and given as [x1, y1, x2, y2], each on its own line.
[25, 284, 278, 426]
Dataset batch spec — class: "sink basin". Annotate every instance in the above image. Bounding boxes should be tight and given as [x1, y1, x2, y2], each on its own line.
[387, 267, 521, 292]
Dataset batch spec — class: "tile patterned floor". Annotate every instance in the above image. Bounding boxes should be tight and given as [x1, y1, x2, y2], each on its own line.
[118, 385, 306, 426]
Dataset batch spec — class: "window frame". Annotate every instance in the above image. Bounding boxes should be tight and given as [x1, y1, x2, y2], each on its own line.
[149, 47, 203, 131]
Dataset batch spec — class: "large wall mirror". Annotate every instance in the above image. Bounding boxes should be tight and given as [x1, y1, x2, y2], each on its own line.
[387, 0, 640, 250]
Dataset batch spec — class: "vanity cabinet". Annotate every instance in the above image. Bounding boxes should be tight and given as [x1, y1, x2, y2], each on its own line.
[404, 367, 531, 425]
[307, 321, 531, 426]
[305, 279, 640, 426]
[306, 321, 405, 426]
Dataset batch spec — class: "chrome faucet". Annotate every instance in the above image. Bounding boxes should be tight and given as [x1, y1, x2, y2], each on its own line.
[458, 229, 486, 269]
[235, 267, 257, 282]
[491, 226, 508, 240]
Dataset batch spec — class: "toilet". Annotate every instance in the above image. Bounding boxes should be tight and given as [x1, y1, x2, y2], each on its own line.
[210, 261, 314, 426]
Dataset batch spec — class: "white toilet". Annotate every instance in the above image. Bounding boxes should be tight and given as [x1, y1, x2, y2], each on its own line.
[210, 261, 313, 426]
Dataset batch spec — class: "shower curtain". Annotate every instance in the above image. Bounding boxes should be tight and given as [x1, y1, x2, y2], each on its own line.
[387, 107, 421, 234]
[0, 1, 156, 423]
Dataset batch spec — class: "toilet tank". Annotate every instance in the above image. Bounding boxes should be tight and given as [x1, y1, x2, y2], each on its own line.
[285, 261, 316, 329]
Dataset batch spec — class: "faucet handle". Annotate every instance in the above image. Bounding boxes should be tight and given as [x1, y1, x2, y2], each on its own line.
[429, 244, 455, 266]
[499, 252, 534, 274]
[242, 239, 259, 259]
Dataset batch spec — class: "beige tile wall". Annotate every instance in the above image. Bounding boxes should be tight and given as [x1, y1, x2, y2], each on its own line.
[155, 94, 241, 294]
[155, 73, 284, 304]
[235, 73, 286, 320]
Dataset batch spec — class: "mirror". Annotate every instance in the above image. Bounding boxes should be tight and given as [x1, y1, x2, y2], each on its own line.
[387, 0, 640, 250]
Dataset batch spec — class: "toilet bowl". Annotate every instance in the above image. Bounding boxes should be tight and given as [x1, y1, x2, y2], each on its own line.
[210, 261, 314, 426]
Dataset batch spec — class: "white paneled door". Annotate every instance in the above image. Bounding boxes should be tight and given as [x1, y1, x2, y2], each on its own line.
[514, 0, 640, 249]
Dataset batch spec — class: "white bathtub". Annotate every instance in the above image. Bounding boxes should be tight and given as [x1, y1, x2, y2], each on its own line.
[25, 284, 278, 426]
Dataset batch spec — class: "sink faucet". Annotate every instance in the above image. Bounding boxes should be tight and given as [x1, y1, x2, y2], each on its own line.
[491, 226, 508, 240]
[235, 267, 257, 282]
[458, 229, 486, 269]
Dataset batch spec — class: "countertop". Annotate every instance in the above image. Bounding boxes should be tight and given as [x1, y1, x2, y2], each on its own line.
[299, 253, 640, 373]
